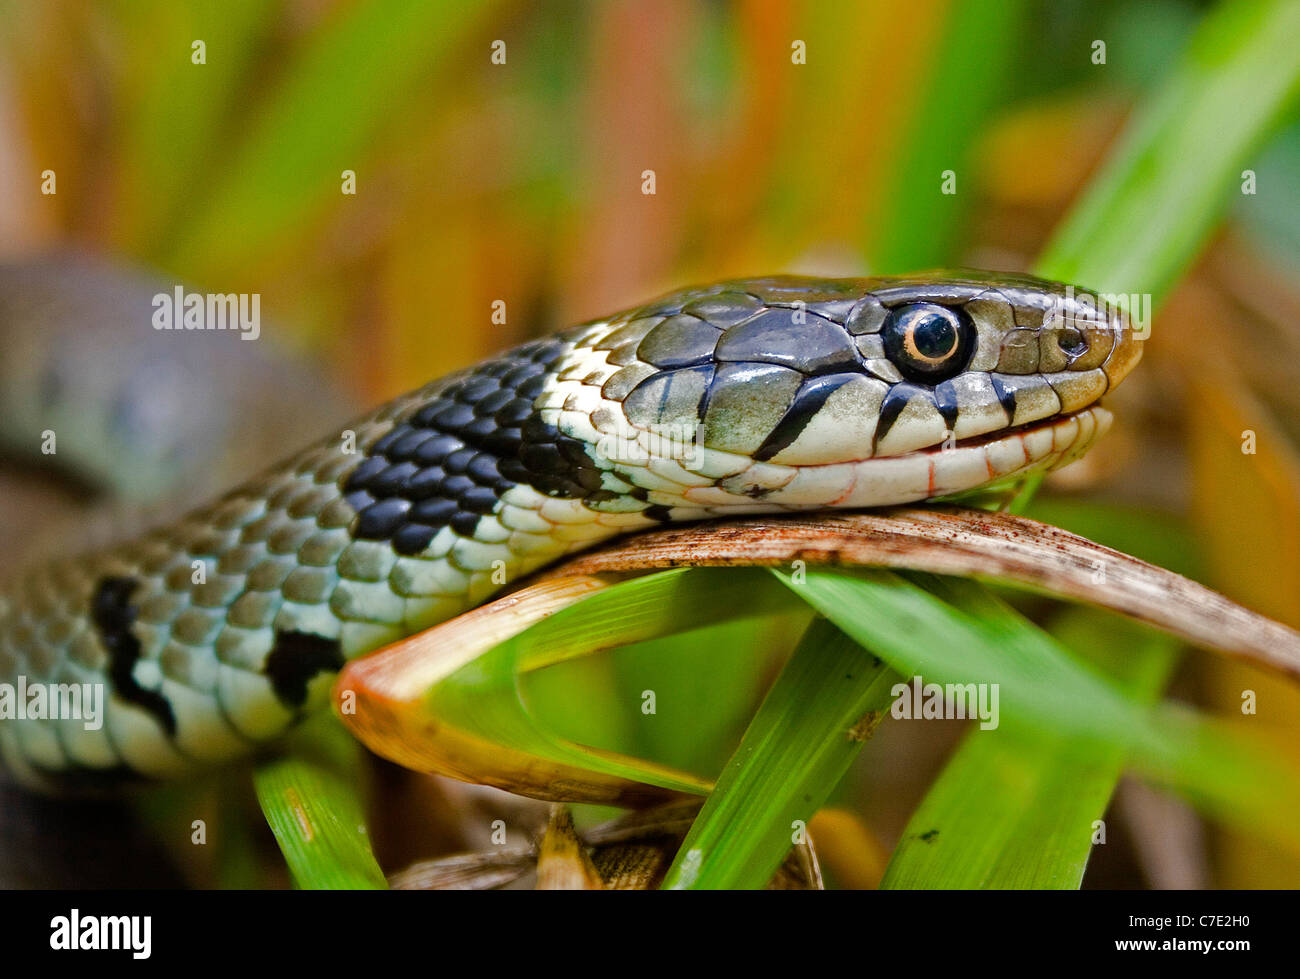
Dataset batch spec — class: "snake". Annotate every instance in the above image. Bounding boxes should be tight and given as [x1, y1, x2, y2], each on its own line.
[0, 270, 1142, 793]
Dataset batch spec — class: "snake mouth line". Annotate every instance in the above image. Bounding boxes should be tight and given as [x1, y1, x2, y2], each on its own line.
[696, 404, 1112, 511]
[902, 403, 1110, 458]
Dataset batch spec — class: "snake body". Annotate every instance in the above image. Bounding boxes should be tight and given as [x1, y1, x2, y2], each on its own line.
[0, 272, 1142, 791]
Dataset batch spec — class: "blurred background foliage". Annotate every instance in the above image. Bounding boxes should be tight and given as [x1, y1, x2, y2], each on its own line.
[1, 0, 1298, 888]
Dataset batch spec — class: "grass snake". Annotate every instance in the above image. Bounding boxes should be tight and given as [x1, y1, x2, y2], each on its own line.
[0, 270, 1142, 792]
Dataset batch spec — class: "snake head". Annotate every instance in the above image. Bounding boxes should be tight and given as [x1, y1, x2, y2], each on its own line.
[563, 271, 1145, 511]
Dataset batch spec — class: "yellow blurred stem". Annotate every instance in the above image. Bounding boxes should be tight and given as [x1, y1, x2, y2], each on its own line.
[1164, 277, 1300, 887]
[536, 805, 604, 890]
[809, 807, 888, 890]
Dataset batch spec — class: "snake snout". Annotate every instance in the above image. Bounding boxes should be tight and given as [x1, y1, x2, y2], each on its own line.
[1099, 308, 1145, 392]
[1019, 285, 1145, 411]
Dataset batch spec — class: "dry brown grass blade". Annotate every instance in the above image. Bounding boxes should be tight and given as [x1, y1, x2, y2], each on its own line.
[538, 506, 1300, 683]
[387, 848, 535, 891]
[337, 507, 1299, 811]
[386, 801, 823, 890]
[536, 806, 604, 891]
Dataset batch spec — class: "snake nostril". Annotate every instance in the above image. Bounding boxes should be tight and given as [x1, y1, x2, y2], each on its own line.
[1057, 327, 1088, 356]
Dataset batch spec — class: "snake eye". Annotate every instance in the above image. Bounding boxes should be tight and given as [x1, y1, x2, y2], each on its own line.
[881, 303, 975, 384]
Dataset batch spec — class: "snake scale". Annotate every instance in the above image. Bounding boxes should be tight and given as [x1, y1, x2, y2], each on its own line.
[0, 270, 1142, 792]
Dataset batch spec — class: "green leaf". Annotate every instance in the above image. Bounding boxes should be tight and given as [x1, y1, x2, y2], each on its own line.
[883, 0, 1300, 889]
[527, 614, 799, 779]
[429, 568, 803, 796]
[662, 616, 899, 890]
[881, 611, 1181, 889]
[253, 757, 387, 890]
[341, 568, 807, 804]
[775, 568, 1300, 856]
[894, 0, 1300, 888]
[1035, 0, 1300, 304]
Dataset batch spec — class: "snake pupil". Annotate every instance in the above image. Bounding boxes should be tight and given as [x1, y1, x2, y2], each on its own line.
[912, 314, 956, 360]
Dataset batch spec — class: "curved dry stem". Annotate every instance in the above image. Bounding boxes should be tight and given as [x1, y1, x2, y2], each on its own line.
[335, 507, 1300, 804]
[334, 574, 708, 805]
[538, 506, 1300, 682]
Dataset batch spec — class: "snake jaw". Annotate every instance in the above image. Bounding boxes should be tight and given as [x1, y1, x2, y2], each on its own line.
[667, 404, 1114, 510]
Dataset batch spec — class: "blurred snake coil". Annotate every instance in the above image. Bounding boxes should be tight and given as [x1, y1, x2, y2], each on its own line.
[0, 271, 1143, 791]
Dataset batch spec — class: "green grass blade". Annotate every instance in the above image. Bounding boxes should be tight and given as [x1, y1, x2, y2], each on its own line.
[253, 757, 387, 890]
[881, 611, 1180, 889]
[660, 616, 898, 889]
[1035, 0, 1300, 302]
[884, 728, 1125, 889]
[528, 614, 800, 779]
[107, 0, 276, 256]
[434, 569, 802, 792]
[776, 568, 1300, 855]
[902, 0, 1300, 888]
[864, 0, 1029, 271]
[171, 0, 501, 276]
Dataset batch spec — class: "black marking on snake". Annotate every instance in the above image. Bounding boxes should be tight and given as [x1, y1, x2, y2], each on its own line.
[990, 375, 1018, 421]
[754, 372, 858, 462]
[344, 337, 608, 555]
[263, 631, 345, 708]
[932, 380, 961, 431]
[873, 383, 931, 451]
[91, 577, 176, 736]
[694, 366, 718, 422]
